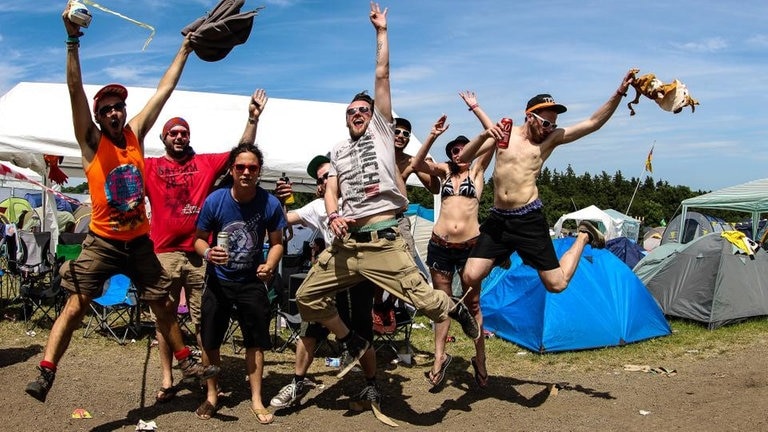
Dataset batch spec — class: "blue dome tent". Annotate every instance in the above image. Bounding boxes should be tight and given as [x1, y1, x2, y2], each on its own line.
[480, 237, 670, 353]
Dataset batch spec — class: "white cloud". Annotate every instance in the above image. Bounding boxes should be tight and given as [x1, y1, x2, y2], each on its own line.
[674, 37, 728, 53]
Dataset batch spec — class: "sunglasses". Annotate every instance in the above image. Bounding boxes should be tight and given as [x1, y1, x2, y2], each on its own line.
[167, 129, 189, 138]
[450, 146, 464, 155]
[529, 112, 557, 129]
[316, 172, 329, 185]
[97, 101, 126, 117]
[233, 164, 259, 172]
[394, 129, 411, 138]
[346, 106, 371, 116]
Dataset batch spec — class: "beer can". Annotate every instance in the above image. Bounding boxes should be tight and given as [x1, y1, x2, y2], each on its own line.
[497, 117, 513, 149]
[68, 1, 92, 28]
[325, 357, 341, 368]
[217, 232, 229, 253]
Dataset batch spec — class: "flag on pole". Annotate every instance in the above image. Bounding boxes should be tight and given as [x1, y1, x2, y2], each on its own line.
[644, 145, 654, 173]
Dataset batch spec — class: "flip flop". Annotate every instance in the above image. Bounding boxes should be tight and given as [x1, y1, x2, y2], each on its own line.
[195, 400, 217, 420]
[155, 385, 179, 403]
[471, 356, 489, 389]
[425, 353, 452, 387]
[250, 406, 274, 425]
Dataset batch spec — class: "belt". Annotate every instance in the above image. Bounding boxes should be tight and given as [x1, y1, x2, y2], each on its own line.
[89, 231, 149, 250]
[430, 232, 478, 250]
[349, 228, 398, 242]
[395, 212, 405, 219]
[491, 198, 543, 216]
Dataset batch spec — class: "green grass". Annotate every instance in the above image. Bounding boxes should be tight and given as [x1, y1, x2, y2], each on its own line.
[404, 315, 768, 375]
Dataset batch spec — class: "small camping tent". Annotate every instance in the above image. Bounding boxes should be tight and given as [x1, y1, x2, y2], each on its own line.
[604, 209, 641, 242]
[553, 205, 626, 242]
[480, 237, 671, 352]
[634, 232, 768, 329]
[679, 178, 768, 241]
[642, 226, 666, 251]
[661, 211, 730, 245]
[606, 236, 646, 269]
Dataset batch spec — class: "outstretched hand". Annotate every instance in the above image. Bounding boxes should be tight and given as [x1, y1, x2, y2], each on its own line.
[249, 89, 268, 119]
[459, 91, 479, 108]
[431, 114, 449, 137]
[618, 69, 636, 95]
[62, 3, 83, 37]
[369, 2, 388, 30]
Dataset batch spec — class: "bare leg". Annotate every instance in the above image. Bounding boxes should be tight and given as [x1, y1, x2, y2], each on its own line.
[146, 298, 186, 353]
[247, 347, 273, 424]
[539, 232, 591, 293]
[294, 336, 317, 375]
[203, 348, 221, 407]
[42, 293, 91, 364]
[156, 285, 182, 396]
[429, 270, 453, 382]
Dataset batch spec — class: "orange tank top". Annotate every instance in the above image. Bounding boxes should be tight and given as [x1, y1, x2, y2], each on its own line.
[85, 128, 150, 240]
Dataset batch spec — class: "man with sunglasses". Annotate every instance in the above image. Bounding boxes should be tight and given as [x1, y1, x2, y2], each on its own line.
[26, 4, 219, 404]
[144, 89, 268, 404]
[270, 154, 378, 411]
[458, 71, 635, 302]
[295, 4, 480, 403]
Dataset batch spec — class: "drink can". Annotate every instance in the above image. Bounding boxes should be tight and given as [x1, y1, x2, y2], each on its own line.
[68, 1, 92, 28]
[325, 357, 341, 368]
[497, 117, 513, 149]
[280, 172, 295, 205]
[217, 232, 229, 253]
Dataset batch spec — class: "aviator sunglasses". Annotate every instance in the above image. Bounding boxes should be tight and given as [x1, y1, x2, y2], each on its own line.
[346, 106, 371, 116]
[98, 101, 126, 117]
[316, 172, 329, 185]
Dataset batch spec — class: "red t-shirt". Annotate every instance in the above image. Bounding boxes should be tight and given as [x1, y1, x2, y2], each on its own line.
[145, 152, 229, 253]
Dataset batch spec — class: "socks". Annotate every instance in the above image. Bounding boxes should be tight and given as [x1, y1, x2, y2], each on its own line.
[40, 360, 56, 372]
[173, 346, 191, 362]
[294, 374, 305, 384]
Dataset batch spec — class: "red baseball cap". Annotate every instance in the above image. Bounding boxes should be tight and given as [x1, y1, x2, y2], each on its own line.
[92, 84, 128, 114]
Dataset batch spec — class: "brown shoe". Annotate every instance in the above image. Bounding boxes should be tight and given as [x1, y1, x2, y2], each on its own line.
[180, 356, 220, 380]
[578, 221, 605, 248]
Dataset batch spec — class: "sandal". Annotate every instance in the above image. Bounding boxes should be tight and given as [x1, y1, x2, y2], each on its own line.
[250, 406, 274, 425]
[155, 385, 179, 403]
[471, 356, 489, 389]
[424, 353, 452, 387]
[195, 400, 217, 420]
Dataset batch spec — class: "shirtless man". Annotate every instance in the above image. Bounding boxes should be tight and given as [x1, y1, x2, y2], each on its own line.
[459, 70, 635, 318]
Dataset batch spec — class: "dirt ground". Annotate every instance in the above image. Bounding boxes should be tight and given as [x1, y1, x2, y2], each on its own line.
[1, 320, 767, 432]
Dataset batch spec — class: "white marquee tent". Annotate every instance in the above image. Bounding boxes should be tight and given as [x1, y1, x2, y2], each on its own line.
[554, 205, 628, 241]
[0, 82, 428, 193]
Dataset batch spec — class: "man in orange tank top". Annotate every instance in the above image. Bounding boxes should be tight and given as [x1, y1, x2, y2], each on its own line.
[25, 3, 220, 404]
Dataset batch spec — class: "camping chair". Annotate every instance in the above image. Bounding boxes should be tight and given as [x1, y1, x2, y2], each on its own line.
[16, 230, 65, 331]
[372, 298, 417, 358]
[83, 274, 139, 345]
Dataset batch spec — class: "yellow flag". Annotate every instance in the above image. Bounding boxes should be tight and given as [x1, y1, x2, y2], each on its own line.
[644, 146, 654, 173]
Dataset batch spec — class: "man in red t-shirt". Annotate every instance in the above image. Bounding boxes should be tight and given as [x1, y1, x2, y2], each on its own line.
[145, 89, 268, 403]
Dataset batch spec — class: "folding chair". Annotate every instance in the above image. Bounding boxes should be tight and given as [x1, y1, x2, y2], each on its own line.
[16, 230, 65, 331]
[372, 298, 417, 358]
[83, 274, 139, 345]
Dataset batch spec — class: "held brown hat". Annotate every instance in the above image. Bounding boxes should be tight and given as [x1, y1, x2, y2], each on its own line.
[525, 93, 567, 114]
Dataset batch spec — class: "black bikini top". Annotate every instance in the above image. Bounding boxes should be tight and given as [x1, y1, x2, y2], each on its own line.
[441, 175, 478, 199]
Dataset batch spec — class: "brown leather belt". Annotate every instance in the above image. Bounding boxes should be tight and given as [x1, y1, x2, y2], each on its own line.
[429, 233, 478, 250]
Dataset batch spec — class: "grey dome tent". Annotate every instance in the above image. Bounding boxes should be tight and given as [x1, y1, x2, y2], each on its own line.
[634, 232, 768, 329]
[661, 211, 730, 245]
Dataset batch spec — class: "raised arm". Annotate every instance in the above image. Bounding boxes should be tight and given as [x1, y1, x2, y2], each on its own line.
[460, 91, 495, 130]
[239, 89, 268, 145]
[62, 5, 99, 160]
[459, 127, 498, 164]
[370, 2, 392, 122]
[128, 37, 193, 147]
[411, 115, 449, 178]
[557, 69, 635, 145]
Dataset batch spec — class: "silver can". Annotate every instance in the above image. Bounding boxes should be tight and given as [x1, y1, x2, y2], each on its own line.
[217, 232, 229, 253]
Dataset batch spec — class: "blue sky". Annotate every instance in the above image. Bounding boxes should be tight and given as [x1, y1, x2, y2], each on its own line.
[1, 0, 766, 192]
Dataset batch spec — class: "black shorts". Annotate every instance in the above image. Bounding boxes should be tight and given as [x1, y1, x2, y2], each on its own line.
[470, 208, 559, 271]
[301, 279, 375, 343]
[201, 275, 272, 351]
[426, 234, 477, 275]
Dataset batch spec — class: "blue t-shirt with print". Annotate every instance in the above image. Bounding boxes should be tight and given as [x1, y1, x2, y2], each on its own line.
[197, 187, 287, 282]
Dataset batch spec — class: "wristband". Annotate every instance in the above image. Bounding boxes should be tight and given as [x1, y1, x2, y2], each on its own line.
[327, 211, 339, 226]
[468, 103, 479, 111]
[66, 36, 80, 45]
[203, 247, 212, 262]
[248, 116, 257, 124]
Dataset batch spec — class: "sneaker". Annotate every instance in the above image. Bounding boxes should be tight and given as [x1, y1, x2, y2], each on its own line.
[337, 331, 370, 378]
[448, 299, 480, 340]
[25, 366, 56, 402]
[354, 383, 382, 406]
[578, 221, 606, 248]
[180, 356, 220, 380]
[270, 379, 310, 409]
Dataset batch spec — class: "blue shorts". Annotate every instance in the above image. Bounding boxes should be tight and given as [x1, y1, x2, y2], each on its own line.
[426, 233, 477, 275]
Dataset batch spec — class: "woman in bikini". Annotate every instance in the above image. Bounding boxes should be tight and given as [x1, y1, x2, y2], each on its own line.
[410, 94, 494, 389]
